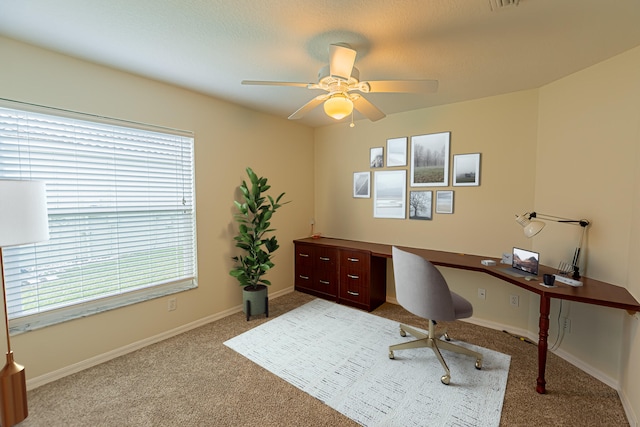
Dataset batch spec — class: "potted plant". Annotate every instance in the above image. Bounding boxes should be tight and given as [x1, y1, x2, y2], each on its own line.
[230, 167, 288, 320]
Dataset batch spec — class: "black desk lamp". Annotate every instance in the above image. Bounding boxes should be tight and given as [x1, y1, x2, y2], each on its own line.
[515, 212, 590, 279]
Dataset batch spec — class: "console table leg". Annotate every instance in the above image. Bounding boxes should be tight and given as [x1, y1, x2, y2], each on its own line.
[536, 295, 551, 394]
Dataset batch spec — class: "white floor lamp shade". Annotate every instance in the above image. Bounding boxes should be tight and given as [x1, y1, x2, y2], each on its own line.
[0, 180, 50, 247]
[0, 179, 50, 426]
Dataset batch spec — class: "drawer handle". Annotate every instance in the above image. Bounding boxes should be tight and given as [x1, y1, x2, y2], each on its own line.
[319, 280, 330, 285]
[347, 290, 360, 296]
[299, 275, 310, 280]
[347, 274, 359, 279]
[298, 253, 309, 258]
[319, 257, 330, 261]
[347, 257, 359, 262]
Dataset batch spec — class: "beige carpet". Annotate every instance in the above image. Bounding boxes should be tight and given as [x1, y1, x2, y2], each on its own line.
[21, 291, 629, 426]
[225, 298, 510, 426]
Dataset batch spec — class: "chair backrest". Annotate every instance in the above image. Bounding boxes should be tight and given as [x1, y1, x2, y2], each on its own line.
[392, 246, 456, 321]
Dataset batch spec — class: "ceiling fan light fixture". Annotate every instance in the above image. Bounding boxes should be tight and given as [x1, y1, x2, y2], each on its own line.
[323, 93, 353, 120]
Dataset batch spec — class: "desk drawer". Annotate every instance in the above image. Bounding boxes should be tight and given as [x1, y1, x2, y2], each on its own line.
[295, 264, 314, 292]
[294, 242, 338, 298]
[339, 250, 370, 305]
[295, 244, 315, 270]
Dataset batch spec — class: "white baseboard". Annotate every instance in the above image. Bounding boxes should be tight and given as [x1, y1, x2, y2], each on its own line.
[27, 286, 295, 390]
[620, 389, 639, 427]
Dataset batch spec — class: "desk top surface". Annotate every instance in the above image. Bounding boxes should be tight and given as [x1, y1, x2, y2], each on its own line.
[294, 237, 640, 313]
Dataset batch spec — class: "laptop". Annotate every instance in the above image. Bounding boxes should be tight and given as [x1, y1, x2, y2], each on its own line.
[500, 247, 539, 278]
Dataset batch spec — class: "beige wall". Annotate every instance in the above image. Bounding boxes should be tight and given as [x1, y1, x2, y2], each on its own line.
[315, 47, 640, 421]
[0, 37, 315, 378]
[536, 45, 640, 420]
[314, 90, 540, 332]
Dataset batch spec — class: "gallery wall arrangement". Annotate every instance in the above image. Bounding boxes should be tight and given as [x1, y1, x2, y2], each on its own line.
[353, 131, 481, 220]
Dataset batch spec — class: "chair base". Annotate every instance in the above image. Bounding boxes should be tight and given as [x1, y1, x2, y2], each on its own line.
[388, 321, 483, 385]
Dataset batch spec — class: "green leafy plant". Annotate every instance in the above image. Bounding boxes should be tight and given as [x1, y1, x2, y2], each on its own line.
[229, 167, 288, 290]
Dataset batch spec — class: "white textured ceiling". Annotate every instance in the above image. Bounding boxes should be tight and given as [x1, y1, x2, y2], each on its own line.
[1, 0, 640, 127]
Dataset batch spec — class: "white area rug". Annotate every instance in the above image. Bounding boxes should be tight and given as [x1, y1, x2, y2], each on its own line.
[224, 299, 510, 427]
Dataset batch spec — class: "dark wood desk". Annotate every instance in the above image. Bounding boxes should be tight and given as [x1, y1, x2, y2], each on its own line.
[294, 237, 640, 394]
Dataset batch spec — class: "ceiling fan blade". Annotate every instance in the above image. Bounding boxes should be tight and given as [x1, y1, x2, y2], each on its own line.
[242, 80, 310, 88]
[352, 95, 386, 122]
[329, 44, 356, 80]
[365, 79, 439, 94]
[288, 94, 329, 120]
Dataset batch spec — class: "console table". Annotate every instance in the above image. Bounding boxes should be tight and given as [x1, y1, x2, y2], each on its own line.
[293, 237, 640, 394]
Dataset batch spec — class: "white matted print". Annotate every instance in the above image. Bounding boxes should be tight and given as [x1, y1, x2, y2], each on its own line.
[410, 132, 450, 187]
[370, 147, 384, 168]
[409, 191, 433, 220]
[386, 137, 407, 167]
[374, 170, 406, 219]
[353, 172, 370, 198]
[436, 190, 454, 214]
[453, 153, 480, 186]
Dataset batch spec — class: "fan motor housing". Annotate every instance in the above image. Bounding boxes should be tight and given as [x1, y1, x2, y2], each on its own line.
[318, 65, 360, 86]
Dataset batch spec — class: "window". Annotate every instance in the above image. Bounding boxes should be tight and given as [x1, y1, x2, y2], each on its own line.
[0, 102, 196, 333]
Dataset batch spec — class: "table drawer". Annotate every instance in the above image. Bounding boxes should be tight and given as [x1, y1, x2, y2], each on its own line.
[295, 264, 314, 292]
[339, 250, 370, 305]
[295, 244, 315, 270]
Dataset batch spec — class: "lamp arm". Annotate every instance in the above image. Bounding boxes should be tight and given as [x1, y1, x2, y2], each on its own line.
[529, 212, 590, 227]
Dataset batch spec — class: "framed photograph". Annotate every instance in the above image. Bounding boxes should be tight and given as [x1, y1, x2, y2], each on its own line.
[435, 190, 454, 214]
[409, 191, 433, 220]
[370, 147, 384, 168]
[353, 172, 370, 198]
[386, 137, 407, 167]
[374, 170, 406, 219]
[453, 153, 481, 186]
[410, 132, 450, 187]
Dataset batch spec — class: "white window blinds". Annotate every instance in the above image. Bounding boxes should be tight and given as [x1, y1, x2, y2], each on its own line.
[0, 103, 196, 332]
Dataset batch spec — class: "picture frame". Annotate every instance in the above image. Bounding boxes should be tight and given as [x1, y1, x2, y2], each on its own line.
[453, 153, 481, 186]
[409, 191, 433, 220]
[386, 137, 407, 167]
[373, 170, 406, 219]
[353, 171, 370, 198]
[410, 132, 450, 187]
[435, 190, 454, 214]
[370, 147, 384, 168]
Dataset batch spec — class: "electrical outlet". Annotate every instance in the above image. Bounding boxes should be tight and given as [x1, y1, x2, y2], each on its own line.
[509, 295, 519, 307]
[478, 288, 486, 300]
[563, 317, 571, 333]
[167, 298, 177, 311]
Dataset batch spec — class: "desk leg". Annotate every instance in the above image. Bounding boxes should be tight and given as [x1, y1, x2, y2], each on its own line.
[536, 295, 550, 394]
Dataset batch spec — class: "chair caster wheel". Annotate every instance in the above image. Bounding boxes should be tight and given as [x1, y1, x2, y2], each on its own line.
[389, 350, 395, 359]
[444, 332, 451, 341]
[441, 374, 450, 385]
[475, 360, 483, 370]
[399, 329, 406, 337]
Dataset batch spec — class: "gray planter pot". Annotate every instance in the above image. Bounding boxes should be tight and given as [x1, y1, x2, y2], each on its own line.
[242, 285, 269, 321]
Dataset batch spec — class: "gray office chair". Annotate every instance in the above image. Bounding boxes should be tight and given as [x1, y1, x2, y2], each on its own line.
[389, 246, 483, 385]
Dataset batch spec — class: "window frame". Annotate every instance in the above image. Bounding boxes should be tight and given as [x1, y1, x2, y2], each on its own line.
[0, 99, 198, 334]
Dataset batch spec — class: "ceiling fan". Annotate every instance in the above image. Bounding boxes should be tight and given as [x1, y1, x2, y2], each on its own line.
[242, 43, 438, 122]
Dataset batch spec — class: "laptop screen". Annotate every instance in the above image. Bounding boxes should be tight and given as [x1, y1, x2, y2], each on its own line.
[512, 247, 540, 276]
